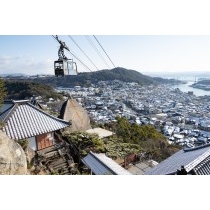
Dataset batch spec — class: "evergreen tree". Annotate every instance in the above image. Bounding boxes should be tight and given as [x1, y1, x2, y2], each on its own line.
[0, 79, 6, 104]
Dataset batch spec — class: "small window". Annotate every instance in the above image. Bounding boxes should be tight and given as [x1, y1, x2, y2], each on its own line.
[47, 133, 52, 138]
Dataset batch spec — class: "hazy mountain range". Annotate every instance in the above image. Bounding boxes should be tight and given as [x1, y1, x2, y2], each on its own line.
[0, 73, 28, 77]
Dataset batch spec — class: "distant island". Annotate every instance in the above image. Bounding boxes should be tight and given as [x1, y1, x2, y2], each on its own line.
[190, 80, 210, 91]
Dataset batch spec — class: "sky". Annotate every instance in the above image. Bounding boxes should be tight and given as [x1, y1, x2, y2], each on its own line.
[1, 35, 210, 76]
[1, 1, 210, 77]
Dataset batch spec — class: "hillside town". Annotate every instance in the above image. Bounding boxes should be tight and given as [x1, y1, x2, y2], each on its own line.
[55, 80, 210, 148]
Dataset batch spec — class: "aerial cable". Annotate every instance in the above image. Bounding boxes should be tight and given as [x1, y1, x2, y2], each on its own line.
[85, 35, 111, 69]
[52, 35, 57, 41]
[66, 50, 93, 72]
[93, 35, 116, 68]
[85, 35, 110, 69]
[68, 35, 99, 71]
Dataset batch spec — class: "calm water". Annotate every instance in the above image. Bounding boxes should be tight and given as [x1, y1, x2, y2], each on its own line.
[175, 81, 210, 96]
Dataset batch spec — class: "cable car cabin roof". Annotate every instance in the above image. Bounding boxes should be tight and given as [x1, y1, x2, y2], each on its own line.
[54, 60, 65, 63]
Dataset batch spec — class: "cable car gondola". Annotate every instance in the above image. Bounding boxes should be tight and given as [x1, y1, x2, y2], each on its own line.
[53, 35, 78, 77]
[54, 59, 78, 76]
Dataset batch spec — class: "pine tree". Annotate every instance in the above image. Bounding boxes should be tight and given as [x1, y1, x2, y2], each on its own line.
[0, 79, 6, 104]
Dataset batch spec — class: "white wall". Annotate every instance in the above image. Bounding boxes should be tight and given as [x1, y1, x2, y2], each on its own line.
[47, 132, 55, 144]
[27, 136, 37, 151]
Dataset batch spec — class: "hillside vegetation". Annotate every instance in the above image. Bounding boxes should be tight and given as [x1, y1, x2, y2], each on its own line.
[104, 116, 180, 162]
[0, 79, 7, 104]
[4, 80, 63, 101]
[64, 117, 180, 163]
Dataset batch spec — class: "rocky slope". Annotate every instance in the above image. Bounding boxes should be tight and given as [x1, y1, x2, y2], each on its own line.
[0, 131, 27, 175]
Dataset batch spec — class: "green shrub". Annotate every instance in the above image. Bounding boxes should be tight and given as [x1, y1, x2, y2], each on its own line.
[17, 139, 29, 150]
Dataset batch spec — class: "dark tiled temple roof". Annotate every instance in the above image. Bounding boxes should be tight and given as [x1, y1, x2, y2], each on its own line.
[0, 100, 15, 121]
[145, 143, 210, 175]
[193, 155, 210, 175]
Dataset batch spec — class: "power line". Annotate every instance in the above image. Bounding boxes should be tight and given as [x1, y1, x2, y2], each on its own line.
[68, 35, 99, 71]
[93, 35, 116, 68]
[85, 35, 111, 69]
[66, 50, 93, 72]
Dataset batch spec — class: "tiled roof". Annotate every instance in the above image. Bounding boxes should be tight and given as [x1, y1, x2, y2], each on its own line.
[82, 151, 131, 175]
[193, 155, 210, 175]
[144, 144, 210, 175]
[0, 100, 70, 140]
[0, 100, 15, 121]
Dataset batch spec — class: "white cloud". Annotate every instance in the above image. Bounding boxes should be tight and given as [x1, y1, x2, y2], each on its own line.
[0, 55, 54, 75]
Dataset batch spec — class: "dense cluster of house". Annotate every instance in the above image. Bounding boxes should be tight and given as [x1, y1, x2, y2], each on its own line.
[56, 80, 210, 148]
